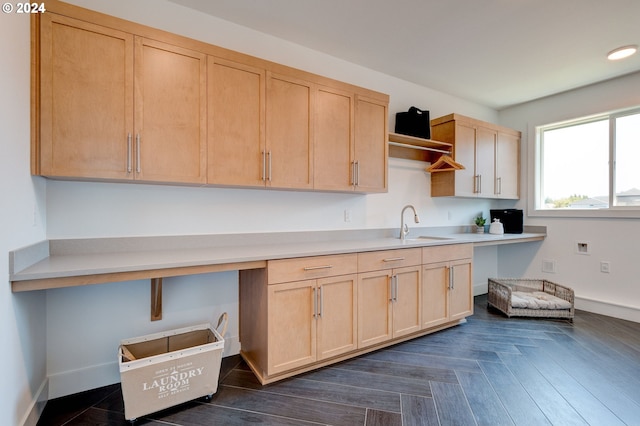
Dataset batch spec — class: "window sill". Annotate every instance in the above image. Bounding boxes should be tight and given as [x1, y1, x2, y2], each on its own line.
[529, 207, 640, 219]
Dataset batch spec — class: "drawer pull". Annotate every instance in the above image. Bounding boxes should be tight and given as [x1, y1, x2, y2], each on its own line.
[303, 265, 333, 271]
[382, 257, 405, 262]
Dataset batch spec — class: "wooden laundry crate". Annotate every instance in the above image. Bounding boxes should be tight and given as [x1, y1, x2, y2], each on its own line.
[118, 314, 227, 421]
[488, 278, 574, 320]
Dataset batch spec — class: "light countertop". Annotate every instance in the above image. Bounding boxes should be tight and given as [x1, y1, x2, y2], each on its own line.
[10, 227, 545, 291]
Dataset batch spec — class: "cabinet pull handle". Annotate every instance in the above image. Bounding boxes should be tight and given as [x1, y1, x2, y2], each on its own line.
[127, 133, 132, 173]
[449, 266, 454, 290]
[393, 275, 398, 302]
[136, 134, 141, 174]
[267, 150, 272, 182]
[312, 287, 317, 318]
[319, 286, 324, 318]
[351, 161, 356, 186]
[261, 151, 266, 181]
[388, 275, 398, 302]
[303, 265, 333, 271]
[389, 276, 394, 302]
[383, 257, 405, 262]
[474, 175, 483, 193]
[354, 161, 360, 186]
[496, 177, 502, 194]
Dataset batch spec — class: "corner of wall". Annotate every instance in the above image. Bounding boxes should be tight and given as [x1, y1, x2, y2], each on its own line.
[19, 378, 48, 426]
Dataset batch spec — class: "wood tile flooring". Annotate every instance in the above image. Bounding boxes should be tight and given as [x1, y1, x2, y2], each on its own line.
[37, 295, 640, 425]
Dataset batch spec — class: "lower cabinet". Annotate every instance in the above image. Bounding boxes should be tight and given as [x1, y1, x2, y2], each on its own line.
[239, 244, 472, 384]
[267, 274, 358, 375]
[239, 254, 357, 382]
[357, 267, 422, 348]
[422, 244, 473, 329]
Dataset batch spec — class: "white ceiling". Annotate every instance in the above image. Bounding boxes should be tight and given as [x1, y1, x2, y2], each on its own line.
[169, 0, 640, 110]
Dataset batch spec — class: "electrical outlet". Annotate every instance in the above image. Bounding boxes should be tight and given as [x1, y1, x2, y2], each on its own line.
[600, 261, 611, 273]
[344, 209, 352, 223]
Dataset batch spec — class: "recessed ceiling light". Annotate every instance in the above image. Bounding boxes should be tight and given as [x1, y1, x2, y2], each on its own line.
[607, 45, 638, 60]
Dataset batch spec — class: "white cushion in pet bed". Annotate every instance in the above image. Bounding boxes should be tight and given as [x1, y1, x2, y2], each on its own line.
[511, 291, 572, 310]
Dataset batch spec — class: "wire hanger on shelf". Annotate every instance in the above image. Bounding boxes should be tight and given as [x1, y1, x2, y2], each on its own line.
[425, 154, 465, 173]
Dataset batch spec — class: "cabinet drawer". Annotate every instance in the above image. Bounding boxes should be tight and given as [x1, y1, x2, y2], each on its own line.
[268, 254, 357, 284]
[422, 243, 473, 264]
[358, 248, 421, 272]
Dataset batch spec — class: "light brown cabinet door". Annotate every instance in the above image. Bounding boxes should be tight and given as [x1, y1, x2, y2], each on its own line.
[449, 258, 473, 321]
[266, 73, 313, 189]
[134, 37, 207, 184]
[317, 274, 358, 360]
[392, 265, 422, 338]
[38, 14, 134, 179]
[421, 261, 449, 329]
[314, 86, 354, 191]
[267, 280, 316, 375]
[357, 270, 393, 348]
[422, 257, 473, 328]
[495, 131, 520, 199]
[452, 123, 476, 197]
[354, 95, 388, 192]
[208, 57, 265, 187]
[475, 126, 497, 197]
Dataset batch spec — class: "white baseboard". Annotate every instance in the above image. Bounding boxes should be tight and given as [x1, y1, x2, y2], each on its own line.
[575, 296, 640, 323]
[48, 335, 241, 399]
[20, 378, 48, 426]
[49, 360, 121, 400]
[473, 282, 488, 296]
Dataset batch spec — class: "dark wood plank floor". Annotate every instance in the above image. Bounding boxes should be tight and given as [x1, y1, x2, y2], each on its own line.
[37, 295, 640, 425]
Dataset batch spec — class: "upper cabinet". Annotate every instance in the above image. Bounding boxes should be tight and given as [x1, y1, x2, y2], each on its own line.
[37, 14, 134, 180]
[354, 96, 389, 193]
[495, 131, 520, 199]
[36, 14, 207, 184]
[32, 2, 389, 193]
[207, 57, 265, 187]
[266, 73, 314, 190]
[314, 86, 354, 192]
[134, 38, 207, 184]
[430, 114, 520, 199]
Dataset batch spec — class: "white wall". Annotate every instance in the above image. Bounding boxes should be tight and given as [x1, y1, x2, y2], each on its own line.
[0, 12, 48, 426]
[499, 71, 640, 322]
[37, 0, 501, 402]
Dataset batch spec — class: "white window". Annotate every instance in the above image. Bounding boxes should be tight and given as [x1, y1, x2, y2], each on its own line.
[536, 108, 640, 215]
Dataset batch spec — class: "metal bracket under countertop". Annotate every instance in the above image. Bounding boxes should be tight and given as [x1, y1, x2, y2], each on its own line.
[151, 277, 162, 321]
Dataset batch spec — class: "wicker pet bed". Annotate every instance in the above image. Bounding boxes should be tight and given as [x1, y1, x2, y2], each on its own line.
[488, 278, 575, 320]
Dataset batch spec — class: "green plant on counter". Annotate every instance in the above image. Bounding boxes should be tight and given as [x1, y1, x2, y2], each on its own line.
[474, 214, 486, 227]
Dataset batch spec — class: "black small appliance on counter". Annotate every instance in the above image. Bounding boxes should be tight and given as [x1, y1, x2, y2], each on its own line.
[490, 209, 523, 234]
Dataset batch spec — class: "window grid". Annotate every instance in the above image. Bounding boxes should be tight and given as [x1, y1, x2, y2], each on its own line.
[536, 107, 640, 214]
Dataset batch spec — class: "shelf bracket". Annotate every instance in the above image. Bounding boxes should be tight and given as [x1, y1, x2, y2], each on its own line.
[151, 277, 163, 321]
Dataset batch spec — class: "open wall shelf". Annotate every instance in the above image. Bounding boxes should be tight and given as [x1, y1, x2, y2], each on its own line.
[388, 132, 453, 163]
